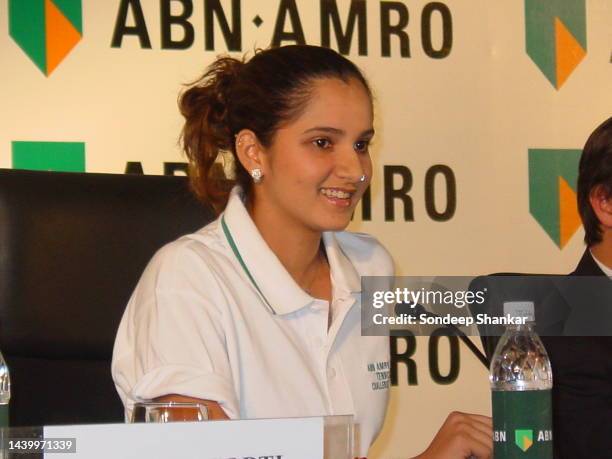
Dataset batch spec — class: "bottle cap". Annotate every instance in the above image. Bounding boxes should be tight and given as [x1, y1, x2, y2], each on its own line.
[503, 301, 535, 322]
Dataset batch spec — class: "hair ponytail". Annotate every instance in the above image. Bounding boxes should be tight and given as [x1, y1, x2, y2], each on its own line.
[179, 57, 244, 213]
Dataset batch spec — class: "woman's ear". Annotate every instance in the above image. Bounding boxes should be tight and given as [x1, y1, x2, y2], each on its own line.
[589, 185, 612, 229]
[234, 129, 264, 175]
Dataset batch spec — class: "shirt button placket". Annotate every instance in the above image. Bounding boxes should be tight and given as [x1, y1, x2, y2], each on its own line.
[317, 302, 335, 412]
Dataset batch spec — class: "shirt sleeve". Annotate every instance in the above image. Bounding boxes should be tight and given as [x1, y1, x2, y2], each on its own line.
[111, 240, 239, 420]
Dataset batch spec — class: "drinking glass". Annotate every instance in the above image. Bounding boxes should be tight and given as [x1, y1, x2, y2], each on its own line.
[130, 401, 208, 423]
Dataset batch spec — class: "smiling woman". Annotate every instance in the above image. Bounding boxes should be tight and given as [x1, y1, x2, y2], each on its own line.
[111, 45, 492, 459]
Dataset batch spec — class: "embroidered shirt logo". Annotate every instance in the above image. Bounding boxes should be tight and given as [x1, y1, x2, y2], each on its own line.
[367, 360, 390, 390]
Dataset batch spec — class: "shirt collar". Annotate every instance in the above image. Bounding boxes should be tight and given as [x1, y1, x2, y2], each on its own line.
[590, 249, 612, 278]
[221, 186, 361, 315]
[322, 231, 361, 297]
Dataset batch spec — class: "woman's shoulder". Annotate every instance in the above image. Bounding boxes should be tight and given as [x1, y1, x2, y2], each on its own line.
[333, 231, 395, 277]
[126, 217, 236, 318]
[143, 218, 229, 282]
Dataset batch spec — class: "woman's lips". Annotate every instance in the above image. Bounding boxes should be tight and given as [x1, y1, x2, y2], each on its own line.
[320, 187, 354, 207]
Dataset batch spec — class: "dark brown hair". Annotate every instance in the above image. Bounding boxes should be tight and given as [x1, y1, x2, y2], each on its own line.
[179, 45, 372, 213]
[578, 116, 612, 246]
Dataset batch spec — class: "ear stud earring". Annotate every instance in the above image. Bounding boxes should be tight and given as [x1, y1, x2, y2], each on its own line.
[251, 168, 263, 183]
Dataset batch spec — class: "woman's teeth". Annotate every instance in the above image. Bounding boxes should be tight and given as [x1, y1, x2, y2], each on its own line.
[320, 188, 352, 199]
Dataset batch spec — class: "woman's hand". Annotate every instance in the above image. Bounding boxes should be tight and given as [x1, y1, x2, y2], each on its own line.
[415, 411, 492, 459]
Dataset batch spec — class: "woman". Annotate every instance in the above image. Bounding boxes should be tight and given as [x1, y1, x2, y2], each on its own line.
[112, 45, 492, 458]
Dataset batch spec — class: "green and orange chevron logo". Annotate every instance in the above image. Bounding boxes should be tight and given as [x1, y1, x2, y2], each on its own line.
[525, 0, 587, 89]
[529, 149, 582, 249]
[515, 429, 534, 452]
[9, 0, 83, 76]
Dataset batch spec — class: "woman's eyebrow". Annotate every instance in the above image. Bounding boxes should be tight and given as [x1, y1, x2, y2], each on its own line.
[302, 127, 375, 136]
[302, 126, 344, 135]
[361, 128, 375, 137]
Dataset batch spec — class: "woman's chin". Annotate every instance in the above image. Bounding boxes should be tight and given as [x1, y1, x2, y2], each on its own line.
[315, 215, 353, 232]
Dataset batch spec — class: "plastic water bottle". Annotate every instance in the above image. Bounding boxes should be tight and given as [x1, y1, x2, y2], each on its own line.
[0, 349, 10, 427]
[489, 301, 553, 458]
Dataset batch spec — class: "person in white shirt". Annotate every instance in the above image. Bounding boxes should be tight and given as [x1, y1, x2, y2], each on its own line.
[112, 44, 492, 458]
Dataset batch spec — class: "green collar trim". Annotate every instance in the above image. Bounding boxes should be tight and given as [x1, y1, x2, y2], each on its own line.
[221, 215, 276, 314]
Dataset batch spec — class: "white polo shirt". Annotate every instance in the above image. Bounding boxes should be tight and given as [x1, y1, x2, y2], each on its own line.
[111, 187, 394, 456]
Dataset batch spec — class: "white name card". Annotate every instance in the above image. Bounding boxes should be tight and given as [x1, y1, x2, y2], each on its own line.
[44, 417, 324, 459]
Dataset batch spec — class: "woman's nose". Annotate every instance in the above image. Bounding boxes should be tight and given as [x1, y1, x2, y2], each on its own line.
[335, 145, 365, 183]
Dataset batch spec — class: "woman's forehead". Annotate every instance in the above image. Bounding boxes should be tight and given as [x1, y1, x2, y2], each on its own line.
[289, 77, 373, 132]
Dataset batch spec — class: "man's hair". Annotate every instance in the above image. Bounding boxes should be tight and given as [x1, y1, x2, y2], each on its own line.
[578, 116, 612, 246]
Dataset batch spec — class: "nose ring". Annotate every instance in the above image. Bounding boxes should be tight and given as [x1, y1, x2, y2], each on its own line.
[359, 174, 367, 182]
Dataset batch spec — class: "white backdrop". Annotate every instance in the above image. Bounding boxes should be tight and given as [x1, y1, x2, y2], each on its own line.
[2, 1, 611, 456]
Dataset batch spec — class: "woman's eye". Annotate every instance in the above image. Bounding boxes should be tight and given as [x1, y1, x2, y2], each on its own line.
[314, 138, 332, 149]
[354, 140, 370, 152]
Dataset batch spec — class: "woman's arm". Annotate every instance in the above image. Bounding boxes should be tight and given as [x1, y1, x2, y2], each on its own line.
[154, 401, 491, 458]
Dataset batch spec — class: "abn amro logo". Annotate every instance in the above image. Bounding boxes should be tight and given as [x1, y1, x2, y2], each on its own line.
[9, 0, 83, 76]
[525, 0, 587, 89]
[528, 149, 582, 249]
[515, 429, 534, 452]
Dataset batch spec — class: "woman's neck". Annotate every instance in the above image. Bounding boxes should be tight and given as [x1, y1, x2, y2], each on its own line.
[248, 197, 325, 288]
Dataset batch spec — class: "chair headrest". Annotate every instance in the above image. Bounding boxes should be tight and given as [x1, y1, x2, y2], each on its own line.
[0, 169, 216, 359]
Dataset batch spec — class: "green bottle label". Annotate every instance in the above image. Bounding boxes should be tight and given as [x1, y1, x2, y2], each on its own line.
[492, 389, 552, 459]
[0, 404, 7, 427]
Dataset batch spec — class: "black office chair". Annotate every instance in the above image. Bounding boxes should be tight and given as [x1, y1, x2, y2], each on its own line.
[0, 169, 215, 426]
